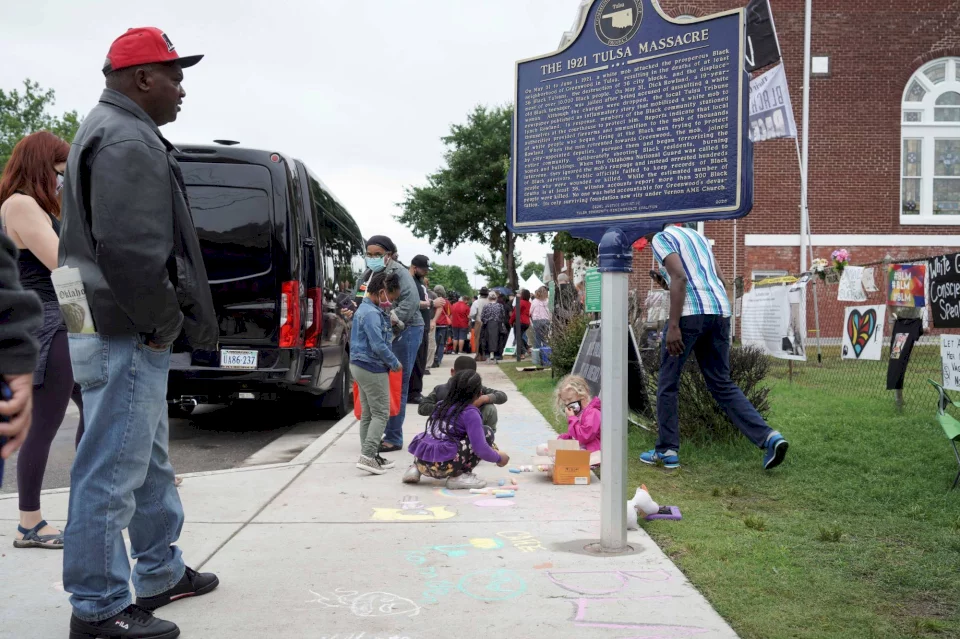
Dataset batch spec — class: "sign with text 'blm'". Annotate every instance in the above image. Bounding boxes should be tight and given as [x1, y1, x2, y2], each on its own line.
[508, 0, 753, 243]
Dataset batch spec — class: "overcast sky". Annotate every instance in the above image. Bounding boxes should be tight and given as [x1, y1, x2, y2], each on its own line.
[2, 0, 586, 287]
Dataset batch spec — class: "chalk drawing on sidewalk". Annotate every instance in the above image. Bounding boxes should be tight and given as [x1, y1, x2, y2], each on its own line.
[473, 498, 515, 508]
[457, 569, 527, 602]
[545, 570, 671, 595]
[568, 597, 709, 637]
[370, 506, 456, 522]
[496, 530, 544, 553]
[533, 562, 553, 570]
[316, 634, 414, 639]
[307, 588, 420, 617]
[306, 589, 421, 618]
[435, 487, 476, 499]
[542, 571, 711, 637]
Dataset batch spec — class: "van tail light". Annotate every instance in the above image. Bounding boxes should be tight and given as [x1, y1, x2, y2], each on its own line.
[280, 281, 301, 348]
[304, 287, 322, 348]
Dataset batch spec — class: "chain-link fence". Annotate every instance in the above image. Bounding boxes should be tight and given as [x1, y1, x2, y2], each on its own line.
[754, 255, 944, 412]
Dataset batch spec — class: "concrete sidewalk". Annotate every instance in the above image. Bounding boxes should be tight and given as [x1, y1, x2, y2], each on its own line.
[0, 365, 737, 639]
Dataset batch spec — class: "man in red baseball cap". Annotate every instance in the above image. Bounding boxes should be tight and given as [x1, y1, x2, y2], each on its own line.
[59, 28, 219, 639]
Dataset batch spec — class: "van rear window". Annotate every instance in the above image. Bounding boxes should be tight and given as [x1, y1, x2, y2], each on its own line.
[181, 163, 273, 283]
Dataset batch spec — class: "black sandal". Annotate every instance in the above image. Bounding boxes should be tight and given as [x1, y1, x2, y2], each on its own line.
[14, 520, 64, 549]
[378, 442, 403, 453]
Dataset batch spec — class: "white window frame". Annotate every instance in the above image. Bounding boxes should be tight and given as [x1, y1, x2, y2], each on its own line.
[751, 270, 788, 282]
[901, 57, 960, 225]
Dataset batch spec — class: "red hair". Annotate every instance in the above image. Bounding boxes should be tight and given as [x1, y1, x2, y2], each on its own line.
[0, 131, 70, 219]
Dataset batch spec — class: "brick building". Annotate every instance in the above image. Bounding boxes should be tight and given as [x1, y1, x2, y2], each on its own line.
[625, 0, 960, 335]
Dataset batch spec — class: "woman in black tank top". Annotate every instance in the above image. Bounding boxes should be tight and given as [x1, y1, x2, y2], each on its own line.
[0, 131, 83, 549]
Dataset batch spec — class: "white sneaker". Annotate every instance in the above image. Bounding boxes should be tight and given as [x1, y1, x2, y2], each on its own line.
[446, 473, 487, 490]
[402, 465, 422, 484]
[376, 455, 396, 469]
[356, 455, 385, 475]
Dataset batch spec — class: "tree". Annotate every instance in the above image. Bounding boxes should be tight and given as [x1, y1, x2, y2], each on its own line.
[398, 105, 523, 289]
[475, 252, 508, 289]
[520, 261, 544, 282]
[553, 231, 598, 263]
[1, 79, 82, 174]
[428, 264, 473, 298]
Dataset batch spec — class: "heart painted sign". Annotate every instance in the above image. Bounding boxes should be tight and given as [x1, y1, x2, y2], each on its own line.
[842, 305, 886, 361]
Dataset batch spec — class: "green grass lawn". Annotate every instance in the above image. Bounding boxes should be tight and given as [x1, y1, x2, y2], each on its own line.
[500, 364, 960, 639]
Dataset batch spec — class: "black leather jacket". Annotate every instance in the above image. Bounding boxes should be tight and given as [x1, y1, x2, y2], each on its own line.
[59, 89, 218, 349]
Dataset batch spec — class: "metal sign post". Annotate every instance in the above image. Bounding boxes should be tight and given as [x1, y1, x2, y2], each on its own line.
[598, 228, 631, 551]
[506, 1, 753, 554]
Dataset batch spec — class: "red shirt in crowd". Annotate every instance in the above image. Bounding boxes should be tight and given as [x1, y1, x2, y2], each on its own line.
[509, 299, 531, 326]
[435, 299, 452, 326]
[451, 301, 471, 329]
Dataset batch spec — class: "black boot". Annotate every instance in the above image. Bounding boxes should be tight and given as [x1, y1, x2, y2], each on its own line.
[135, 567, 219, 611]
[69, 604, 179, 639]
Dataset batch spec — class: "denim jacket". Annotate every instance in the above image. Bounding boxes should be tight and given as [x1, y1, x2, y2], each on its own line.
[350, 297, 401, 373]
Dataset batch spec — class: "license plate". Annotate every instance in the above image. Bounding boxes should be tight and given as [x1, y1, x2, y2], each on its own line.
[220, 349, 258, 370]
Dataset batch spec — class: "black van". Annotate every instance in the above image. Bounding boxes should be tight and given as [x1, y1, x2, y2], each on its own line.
[167, 143, 365, 418]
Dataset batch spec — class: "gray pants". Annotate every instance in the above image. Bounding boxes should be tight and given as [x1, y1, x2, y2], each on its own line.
[480, 404, 499, 433]
[350, 364, 391, 458]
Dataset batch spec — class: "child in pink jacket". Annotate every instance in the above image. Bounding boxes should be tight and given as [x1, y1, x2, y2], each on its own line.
[555, 375, 601, 453]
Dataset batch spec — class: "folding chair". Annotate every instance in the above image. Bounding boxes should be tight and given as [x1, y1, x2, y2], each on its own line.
[927, 380, 960, 490]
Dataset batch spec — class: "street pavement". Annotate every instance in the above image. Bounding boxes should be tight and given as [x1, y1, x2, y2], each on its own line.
[0, 401, 337, 496]
[0, 365, 737, 638]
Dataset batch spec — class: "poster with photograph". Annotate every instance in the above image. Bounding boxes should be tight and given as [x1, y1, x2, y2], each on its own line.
[888, 264, 927, 308]
[741, 282, 807, 361]
[841, 305, 886, 360]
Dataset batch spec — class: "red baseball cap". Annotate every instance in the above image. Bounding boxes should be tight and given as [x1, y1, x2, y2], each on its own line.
[102, 27, 203, 75]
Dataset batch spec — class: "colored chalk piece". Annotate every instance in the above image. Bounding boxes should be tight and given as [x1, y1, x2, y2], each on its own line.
[509, 468, 522, 474]
[498, 479, 506, 486]
[495, 492, 515, 499]
[510, 478, 518, 486]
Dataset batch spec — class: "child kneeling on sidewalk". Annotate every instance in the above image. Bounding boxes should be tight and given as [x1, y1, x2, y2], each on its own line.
[404, 370, 511, 489]
[417, 355, 508, 431]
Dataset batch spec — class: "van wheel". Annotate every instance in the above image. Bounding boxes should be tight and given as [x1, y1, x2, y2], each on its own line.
[328, 364, 352, 419]
[168, 404, 196, 419]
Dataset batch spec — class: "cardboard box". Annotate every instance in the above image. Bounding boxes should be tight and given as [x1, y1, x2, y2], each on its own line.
[553, 449, 591, 485]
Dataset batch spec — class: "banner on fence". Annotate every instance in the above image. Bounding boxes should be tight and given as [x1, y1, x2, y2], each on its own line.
[861, 267, 879, 293]
[930, 253, 960, 328]
[940, 335, 960, 392]
[841, 305, 886, 360]
[741, 283, 807, 361]
[888, 264, 927, 308]
[838, 266, 867, 302]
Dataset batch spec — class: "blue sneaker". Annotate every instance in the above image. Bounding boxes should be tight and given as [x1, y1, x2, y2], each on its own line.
[639, 449, 680, 469]
[763, 434, 789, 469]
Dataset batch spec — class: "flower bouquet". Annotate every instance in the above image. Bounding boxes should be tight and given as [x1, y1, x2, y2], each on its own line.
[831, 249, 850, 274]
[811, 258, 829, 281]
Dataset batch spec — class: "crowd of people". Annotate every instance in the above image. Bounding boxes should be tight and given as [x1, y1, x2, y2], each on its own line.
[0, 25, 788, 639]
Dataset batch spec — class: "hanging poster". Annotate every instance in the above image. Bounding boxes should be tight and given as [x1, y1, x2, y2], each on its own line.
[930, 253, 960, 328]
[841, 305, 886, 360]
[837, 266, 867, 302]
[741, 283, 807, 361]
[941, 334, 960, 392]
[861, 267, 878, 293]
[888, 264, 927, 308]
[886, 318, 923, 390]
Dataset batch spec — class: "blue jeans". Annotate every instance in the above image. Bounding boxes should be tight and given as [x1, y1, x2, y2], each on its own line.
[63, 334, 185, 622]
[656, 315, 773, 453]
[384, 324, 424, 447]
[433, 326, 450, 367]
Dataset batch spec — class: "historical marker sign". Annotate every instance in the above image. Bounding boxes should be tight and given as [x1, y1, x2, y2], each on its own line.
[508, 0, 753, 242]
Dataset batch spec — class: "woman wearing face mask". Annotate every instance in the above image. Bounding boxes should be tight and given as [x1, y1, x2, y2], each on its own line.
[362, 235, 425, 453]
[350, 271, 404, 474]
[0, 131, 84, 549]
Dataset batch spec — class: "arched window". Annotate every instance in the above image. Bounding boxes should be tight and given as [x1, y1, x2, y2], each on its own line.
[902, 57, 960, 222]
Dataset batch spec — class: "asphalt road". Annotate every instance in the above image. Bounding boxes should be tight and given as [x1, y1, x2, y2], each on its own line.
[0, 400, 338, 497]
